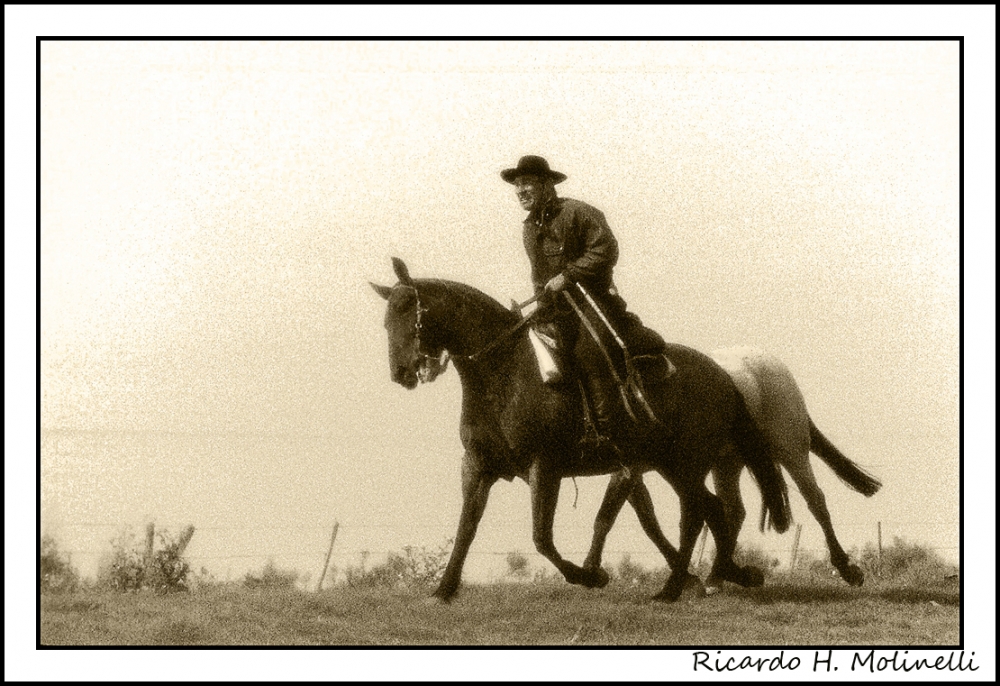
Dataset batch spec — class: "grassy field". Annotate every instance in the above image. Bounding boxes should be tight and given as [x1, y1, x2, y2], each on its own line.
[40, 574, 959, 646]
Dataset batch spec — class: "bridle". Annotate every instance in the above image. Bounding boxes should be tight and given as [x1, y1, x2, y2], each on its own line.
[392, 284, 442, 372]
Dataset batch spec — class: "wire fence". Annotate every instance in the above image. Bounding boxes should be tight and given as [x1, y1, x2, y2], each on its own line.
[45, 520, 960, 571]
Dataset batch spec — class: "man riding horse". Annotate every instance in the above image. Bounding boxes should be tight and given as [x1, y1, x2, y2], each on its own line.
[502, 155, 667, 448]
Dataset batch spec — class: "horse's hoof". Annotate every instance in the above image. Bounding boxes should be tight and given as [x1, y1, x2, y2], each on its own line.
[740, 566, 765, 588]
[652, 579, 684, 603]
[711, 564, 764, 588]
[574, 567, 609, 589]
[681, 575, 707, 598]
[430, 588, 456, 604]
[704, 585, 721, 597]
[652, 590, 681, 603]
[841, 564, 865, 587]
[424, 595, 450, 606]
[588, 568, 610, 589]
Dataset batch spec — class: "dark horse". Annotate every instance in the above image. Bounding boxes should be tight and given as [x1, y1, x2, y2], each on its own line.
[581, 348, 882, 588]
[371, 258, 791, 602]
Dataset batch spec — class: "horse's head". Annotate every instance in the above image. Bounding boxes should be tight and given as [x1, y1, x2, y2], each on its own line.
[370, 258, 450, 389]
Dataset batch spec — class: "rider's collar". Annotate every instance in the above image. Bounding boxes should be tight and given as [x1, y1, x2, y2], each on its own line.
[530, 196, 562, 227]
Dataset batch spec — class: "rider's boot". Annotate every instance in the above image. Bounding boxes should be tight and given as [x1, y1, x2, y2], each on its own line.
[578, 374, 621, 453]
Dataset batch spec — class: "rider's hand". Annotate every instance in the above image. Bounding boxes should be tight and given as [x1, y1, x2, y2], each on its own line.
[545, 273, 569, 292]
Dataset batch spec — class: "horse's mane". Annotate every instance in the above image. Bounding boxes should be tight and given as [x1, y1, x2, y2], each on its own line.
[415, 277, 521, 329]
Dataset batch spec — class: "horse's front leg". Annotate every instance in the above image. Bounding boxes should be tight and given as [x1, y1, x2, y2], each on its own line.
[627, 475, 710, 599]
[653, 488, 704, 602]
[433, 451, 495, 602]
[529, 461, 607, 589]
[707, 458, 746, 588]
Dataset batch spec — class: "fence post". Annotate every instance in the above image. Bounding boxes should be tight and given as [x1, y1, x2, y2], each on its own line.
[877, 521, 883, 574]
[789, 524, 802, 572]
[316, 522, 340, 592]
[694, 525, 709, 572]
[144, 521, 155, 566]
[176, 525, 195, 556]
[145, 522, 155, 557]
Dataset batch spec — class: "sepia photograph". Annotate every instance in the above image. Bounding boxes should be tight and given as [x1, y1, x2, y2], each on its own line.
[10, 4, 995, 682]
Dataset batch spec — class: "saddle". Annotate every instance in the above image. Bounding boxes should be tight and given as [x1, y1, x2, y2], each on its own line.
[527, 320, 676, 436]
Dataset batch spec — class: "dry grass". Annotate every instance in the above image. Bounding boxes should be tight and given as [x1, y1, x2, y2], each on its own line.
[41, 572, 959, 647]
[40, 535, 960, 646]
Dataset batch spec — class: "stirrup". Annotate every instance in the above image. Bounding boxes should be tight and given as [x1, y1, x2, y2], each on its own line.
[578, 425, 628, 470]
[579, 425, 611, 449]
[578, 412, 615, 450]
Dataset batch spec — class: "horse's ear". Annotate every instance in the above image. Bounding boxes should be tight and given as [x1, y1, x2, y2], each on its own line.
[392, 257, 413, 286]
[370, 282, 393, 300]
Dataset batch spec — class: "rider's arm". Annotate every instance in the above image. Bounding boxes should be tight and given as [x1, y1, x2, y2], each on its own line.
[562, 204, 619, 285]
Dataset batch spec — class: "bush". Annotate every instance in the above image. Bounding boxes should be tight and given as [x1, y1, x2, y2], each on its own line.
[99, 525, 193, 593]
[733, 543, 780, 573]
[243, 560, 300, 590]
[615, 554, 653, 586]
[856, 536, 957, 585]
[505, 551, 530, 578]
[344, 539, 453, 589]
[531, 565, 561, 584]
[189, 566, 225, 591]
[40, 535, 79, 593]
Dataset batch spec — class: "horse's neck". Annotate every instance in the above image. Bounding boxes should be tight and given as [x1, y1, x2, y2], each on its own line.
[424, 282, 531, 402]
[425, 282, 518, 359]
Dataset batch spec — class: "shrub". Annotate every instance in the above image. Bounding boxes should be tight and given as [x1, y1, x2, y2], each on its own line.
[505, 551, 530, 578]
[40, 535, 79, 593]
[615, 554, 653, 585]
[243, 559, 300, 590]
[531, 565, 561, 584]
[856, 536, 957, 585]
[344, 550, 402, 589]
[99, 525, 193, 593]
[147, 530, 193, 593]
[733, 543, 780, 573]
[400, 539, 452, 586]
[100, 530, 145, 591]
[189, 566, 224, 591]
[344, 539, 453, 589]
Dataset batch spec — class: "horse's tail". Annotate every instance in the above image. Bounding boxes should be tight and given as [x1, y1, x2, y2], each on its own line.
[733, 398, 792, 534]
[809, 417, 882, 497]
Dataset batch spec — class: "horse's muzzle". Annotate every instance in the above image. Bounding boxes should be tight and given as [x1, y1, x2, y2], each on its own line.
[392, 364, 419, 389]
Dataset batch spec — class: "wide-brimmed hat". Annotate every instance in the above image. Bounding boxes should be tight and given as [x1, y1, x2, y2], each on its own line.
[500, 155, 567, 184]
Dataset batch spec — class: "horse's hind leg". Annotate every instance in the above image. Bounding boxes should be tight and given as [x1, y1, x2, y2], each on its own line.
[790, 455, 864, 586]
[713, 454, 748, 536]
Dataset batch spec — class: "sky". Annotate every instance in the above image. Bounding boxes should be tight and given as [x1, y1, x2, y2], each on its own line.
[9, 5, 997, 683]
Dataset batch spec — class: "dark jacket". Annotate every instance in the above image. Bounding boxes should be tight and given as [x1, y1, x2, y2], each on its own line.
[522, 197, 619, 299]
[523, 196, 665, 363]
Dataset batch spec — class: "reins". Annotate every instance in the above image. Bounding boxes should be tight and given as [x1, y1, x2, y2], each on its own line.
[456, 312, 538, 362]
[395, 283, 538, 365]
[451, 291, 544, 362]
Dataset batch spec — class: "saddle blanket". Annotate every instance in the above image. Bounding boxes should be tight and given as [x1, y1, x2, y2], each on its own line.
[528, 326, 562, 384]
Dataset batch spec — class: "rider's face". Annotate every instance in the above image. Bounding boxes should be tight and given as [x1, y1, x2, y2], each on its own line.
[514, 175, 545, 213]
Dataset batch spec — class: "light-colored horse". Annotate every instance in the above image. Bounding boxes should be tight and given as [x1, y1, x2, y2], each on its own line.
[709, 347, 881, 585]
[583, 347, 882, 587]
